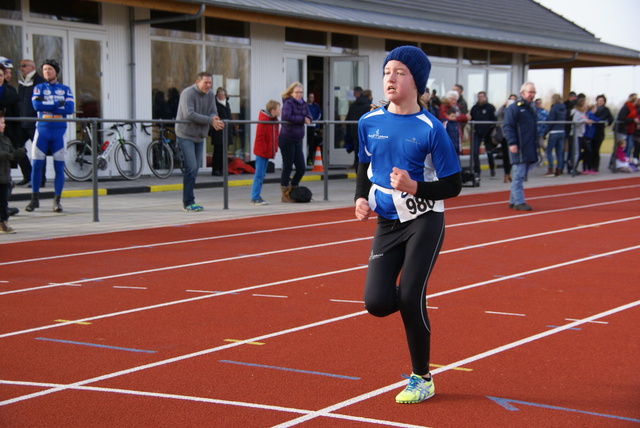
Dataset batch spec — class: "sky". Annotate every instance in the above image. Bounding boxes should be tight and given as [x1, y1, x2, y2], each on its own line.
[529, 0, 640, 109]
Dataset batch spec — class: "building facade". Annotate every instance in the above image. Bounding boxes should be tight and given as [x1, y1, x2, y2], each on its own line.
[2, 0, 638, 173]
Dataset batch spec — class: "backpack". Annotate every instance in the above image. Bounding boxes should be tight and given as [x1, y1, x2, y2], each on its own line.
[289, 186, 312, 202]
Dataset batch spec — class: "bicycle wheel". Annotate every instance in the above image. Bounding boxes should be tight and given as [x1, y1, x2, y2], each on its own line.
[147, 140, 174, 179]
[64, 139, 93, 181]
[114, 140, 143, 180]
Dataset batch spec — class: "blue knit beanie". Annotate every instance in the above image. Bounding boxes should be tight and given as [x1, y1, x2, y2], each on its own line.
[383, 46, 431, 96]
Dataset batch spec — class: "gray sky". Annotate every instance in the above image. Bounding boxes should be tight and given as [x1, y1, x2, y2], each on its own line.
[529, 0, 640, 108]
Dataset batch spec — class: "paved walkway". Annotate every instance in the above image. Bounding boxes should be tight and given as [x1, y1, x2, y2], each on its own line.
[4, 154, 630, 243]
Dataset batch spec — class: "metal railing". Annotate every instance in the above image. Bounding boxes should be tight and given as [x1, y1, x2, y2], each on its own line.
[6, 116, 626, 222]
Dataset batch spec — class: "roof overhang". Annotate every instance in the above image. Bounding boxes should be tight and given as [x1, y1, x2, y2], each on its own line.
[99, 0, 640, 68]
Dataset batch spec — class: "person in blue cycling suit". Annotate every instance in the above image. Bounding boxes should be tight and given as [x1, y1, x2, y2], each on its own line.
[26, 59, 74, 213]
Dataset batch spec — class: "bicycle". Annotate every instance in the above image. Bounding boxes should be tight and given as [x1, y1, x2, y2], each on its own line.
[64, 122, 143, 181]
[142, 122, 184, 179]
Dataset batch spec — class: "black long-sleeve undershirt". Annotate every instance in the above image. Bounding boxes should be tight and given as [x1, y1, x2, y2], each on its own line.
[354, 162, 462, 202]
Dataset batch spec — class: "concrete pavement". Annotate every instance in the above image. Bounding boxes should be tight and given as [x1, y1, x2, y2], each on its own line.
[3, 154, 631, 243]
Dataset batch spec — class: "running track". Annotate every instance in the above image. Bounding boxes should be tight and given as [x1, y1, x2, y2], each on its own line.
[1, 177, 639, 427]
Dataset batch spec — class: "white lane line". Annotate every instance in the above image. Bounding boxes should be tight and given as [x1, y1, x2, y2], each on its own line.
[1, 192, 638, 267]
[0, 218, 360, 266]
[0, 266, 366, 339]
[485, 311, 526, 317]
[252, 294, 288, 299]
[0, 380, 427, 428]
[3, 214, 639, 298]
[2, 246, 638, 407]
[272, 299, 640, 427]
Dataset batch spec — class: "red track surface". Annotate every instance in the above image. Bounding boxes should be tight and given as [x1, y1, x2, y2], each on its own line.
[2, 178, 639, 427]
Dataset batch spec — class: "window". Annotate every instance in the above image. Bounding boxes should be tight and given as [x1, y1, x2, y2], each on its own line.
[422, 44, 457, 64]
[331, 33, 357, 50]
[463, 48, 488, 66]
[490, 51, 513, 67]
[0, 24, 22, 66]
[385, 39, 417, 52]
[0, 0, 20, 19]
[285, 28, 326, 47]
[150, 10, 201, 40]
[29, 0, 100, 24]
[205, 17, 249, 44]
[151, 41, 202, 120]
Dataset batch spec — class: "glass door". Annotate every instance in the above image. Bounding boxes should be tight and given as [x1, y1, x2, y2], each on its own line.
[328, 56, 368, 166]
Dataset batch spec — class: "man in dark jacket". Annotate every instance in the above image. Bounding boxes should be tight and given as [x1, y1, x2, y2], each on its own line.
[503, 82, 538, 211]
[345, 88, 372, 170]
[17, 59, 45, 186]
[470, 91, 496, 177]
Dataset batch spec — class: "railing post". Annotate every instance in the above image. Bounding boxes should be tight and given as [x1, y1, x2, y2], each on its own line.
[91, 119, 100, 222]
[222, 119, 229, 210]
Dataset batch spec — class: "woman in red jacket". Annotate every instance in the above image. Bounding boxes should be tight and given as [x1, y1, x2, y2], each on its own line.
[250, 100, 281, 205]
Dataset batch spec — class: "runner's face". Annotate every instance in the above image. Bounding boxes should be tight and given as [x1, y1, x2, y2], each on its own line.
[383, 60, 417, 104]
[0, 69, 4, 86]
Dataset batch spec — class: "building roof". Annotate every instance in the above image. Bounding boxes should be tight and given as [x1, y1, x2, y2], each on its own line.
[114, 0, 639, 67]
[194, 0, 640, 67]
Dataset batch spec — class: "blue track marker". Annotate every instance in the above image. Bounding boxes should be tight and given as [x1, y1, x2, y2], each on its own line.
[487, 396, 640, 423]
[36, 337, 156, 353]
[219, 360, 360, 380]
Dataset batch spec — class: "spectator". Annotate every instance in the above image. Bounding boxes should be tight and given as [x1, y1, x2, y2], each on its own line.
[16, 59, 45, 187]
[345, 88, 372, 171]
[615, 93, 638, 159]
[0, 111, 25, 234]
[306, 92, 322, 166]
[209, 87, 233, 176]
[581, 104, 599, 174]
[563, 91, 578, 173]
[614, 138, 633, 172]
[470, 91, 497, 177]
[152, 90, 171, 120]
[453, 83, 468, 115]
[27, 59, 74, 213]
[0, 63, 19, 179]
[503, 82, 538, 211]
[420, 87, 439, 117]
[544, 94, 566, 177]
[354, 46, 461, 404]
[495, 94, 518, 182]
[591, 94, 614, 173]
[279, 81, 311, 203]
[174, 72, 224, 212]
[570, 97, 593, 176]
[535, 98, 548, 166]
[251, 100, 280, 205]
[443, 106, 461, 155]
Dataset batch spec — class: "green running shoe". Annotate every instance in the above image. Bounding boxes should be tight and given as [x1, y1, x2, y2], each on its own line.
[395, 373, 435, 404]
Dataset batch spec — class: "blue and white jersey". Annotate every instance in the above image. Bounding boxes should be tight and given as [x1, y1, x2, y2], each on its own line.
[358, 106, 460, 221]
[32, 81, 75, 130]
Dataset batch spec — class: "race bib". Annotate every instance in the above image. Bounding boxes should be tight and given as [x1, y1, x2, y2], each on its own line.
[392, 189, 443, 222]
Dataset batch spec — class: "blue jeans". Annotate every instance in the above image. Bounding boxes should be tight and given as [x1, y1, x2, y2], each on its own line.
[625, 134, 634, 158]
[279, 136, 306, 187]
[546, 132, 564, 171]
[251, 155, 269, 200]
[509, 162, 536, 206]
[177, 137, 204, 207]
[472, 133, 495, 175]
